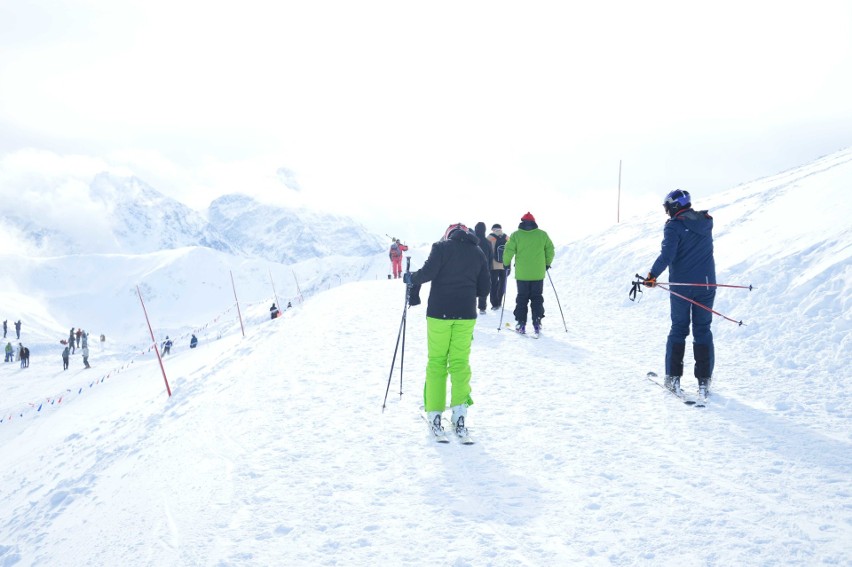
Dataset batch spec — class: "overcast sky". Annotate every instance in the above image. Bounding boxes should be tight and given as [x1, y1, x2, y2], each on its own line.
[2, 1, 851, 245]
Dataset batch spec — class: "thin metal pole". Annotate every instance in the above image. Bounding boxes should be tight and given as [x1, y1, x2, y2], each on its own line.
[230, 270, 246, 337]
[269, 268, 281, 310]
[136, 286, 171, 397]
[617, 159, 622, 224]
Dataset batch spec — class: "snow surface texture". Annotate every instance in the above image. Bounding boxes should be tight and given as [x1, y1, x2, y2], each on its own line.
[1, 149, 851, 565]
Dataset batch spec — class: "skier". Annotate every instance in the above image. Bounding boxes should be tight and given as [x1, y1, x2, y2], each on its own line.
[68, 328, 76, 354]
[270, 303, 280, 319]
[15, 320, 21, 339]
[19, 345, 29, 368]
[487, 224, 508, 310]
[75, 328, 82, 348]
[81, 345, 90, 369]
[404, 223, 490, 439]
[4, 342, 12, 362]
[190, 334, 198, 349]
[473, 222, 493, 315]
[162, 336, 173, 355]
[502, 212, 555, 336]
[642, 189, 717, 400]
[62, 345, 70, 370]
[388, 238, 409, 279]
[81, 331, 88, 349]
[2, 320, 6, 338]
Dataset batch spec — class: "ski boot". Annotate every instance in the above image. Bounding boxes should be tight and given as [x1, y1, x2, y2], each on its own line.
[664, 375, 682, 395]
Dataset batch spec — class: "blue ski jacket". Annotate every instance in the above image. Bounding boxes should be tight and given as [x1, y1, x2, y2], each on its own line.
[649, 208, 716, 285]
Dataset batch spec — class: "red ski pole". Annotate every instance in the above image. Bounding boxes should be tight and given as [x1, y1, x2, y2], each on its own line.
[656, 283, 745, 326]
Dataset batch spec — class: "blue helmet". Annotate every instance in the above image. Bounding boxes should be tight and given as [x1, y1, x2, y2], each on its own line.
[663, 189, 691, 216]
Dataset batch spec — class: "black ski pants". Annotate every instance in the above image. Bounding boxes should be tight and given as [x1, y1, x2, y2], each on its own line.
[513, 279, 544, 324]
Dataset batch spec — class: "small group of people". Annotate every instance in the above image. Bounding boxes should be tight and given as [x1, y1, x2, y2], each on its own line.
[62, 343, 89, 369]
[3, 319, 22, 339]
[405, 190, 718, 437]
[270, 301, 293, 319]
[5, 342, 29, 367]
[404, 212, 555, 438]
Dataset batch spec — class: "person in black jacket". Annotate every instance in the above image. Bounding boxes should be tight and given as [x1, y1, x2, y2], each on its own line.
[473, 222, 494, 315]
[404, 223, 491, 439]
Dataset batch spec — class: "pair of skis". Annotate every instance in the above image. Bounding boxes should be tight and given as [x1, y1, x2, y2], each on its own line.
[645, 371, 708, 407]
[420, 411, 475, 444]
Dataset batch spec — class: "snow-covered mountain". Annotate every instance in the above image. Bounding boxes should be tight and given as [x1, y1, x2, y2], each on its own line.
[1, 148, 850, 566]
[1, 169, 384, 262]
[207, 193, 385, 264]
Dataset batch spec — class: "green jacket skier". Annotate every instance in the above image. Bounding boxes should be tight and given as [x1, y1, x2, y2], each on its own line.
[502, 212, 555, 335]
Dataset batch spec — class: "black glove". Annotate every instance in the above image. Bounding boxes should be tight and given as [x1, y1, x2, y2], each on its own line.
[403, 272, 412, 284]
[546, 265, 551, 270]
[408, 291, 421, 306]
[505, 266, 511, 276]
[643, 272, 657, 288]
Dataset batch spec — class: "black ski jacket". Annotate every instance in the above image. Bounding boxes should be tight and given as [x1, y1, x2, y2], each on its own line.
[409, 229, 491, 319]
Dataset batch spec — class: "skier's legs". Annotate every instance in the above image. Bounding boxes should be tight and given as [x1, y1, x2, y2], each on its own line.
[691, 288, 716, 378]
[528, 279, 545, 322]
[423, 317, 452, 412]
[666, 294, 691, 376]
[489, 269, 505, 308]
[513, 280, 532, 324]
[446, 319, 475, 408]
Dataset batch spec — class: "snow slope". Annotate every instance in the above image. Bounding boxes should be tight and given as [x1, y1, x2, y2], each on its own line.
[1, 149, 851, 566]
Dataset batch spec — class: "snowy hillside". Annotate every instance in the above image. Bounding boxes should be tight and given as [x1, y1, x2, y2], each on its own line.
[0, 149, 851, 565]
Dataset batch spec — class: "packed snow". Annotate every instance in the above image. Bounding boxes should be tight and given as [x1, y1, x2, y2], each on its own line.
[1, 149, 851, 566]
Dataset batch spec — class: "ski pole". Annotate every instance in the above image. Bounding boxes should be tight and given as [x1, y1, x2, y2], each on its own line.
[382, 257, 411, 412]
[633, 275, 754, 291]
[546, 269, 568, 332]
[497, 267, 509, 331]
[656, 282, 746, 326]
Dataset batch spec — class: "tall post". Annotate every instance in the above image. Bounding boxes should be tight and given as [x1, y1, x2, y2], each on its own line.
[230, 270, 246, 338]
[293, 271, 304, 303]
[269, 268, 280, 311]
[136, 286, 172, 397]
[617, 159, 622, 224]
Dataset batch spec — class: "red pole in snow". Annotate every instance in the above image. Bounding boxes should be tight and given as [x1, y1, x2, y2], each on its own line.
[136, 286, 172, 397]
[230, 271, 245, 337]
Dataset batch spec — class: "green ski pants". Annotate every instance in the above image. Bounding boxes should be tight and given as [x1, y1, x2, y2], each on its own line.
[423, 317, 475, 412]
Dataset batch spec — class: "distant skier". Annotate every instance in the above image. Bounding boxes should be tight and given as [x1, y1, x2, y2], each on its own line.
[270, 303, 280, 319]
[389, 238, 409, 279]
[62, 345, 70, 370]
[2, 320, 6, 338]
[75, 328, 82, 348]
[190, 334, 198, 349]
[487, 224, 508, 310]
[162, 336, 173, 355]
[81, 331, 88, 349]
[502, 212, 555, 337]
[15, 320, 21, 339]
[641, 189, 717, 401]
[68, 328, 76, 354]
[19, 344, 29, 368]
[81, 345, 90, 369]
[404, 223, 490, 440]
[473, 222, 493, 315]
[4, 342, 12, 362]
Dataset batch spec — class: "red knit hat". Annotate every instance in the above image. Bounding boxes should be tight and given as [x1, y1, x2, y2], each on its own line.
[521, 212, 536, 222]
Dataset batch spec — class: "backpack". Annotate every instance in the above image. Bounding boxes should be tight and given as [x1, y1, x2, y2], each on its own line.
[390, 243, 401, 258]
[494, 234, 507, 263]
